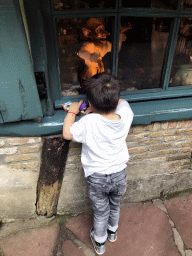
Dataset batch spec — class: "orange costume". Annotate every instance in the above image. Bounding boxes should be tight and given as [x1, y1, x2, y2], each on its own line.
[79, 41, 111, 80]
[78, 18, 131, 89]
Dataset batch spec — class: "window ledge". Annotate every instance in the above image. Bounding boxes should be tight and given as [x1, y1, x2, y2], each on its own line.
[0, 97, 192, 136]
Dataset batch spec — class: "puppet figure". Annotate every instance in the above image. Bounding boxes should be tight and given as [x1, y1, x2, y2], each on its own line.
[78, 18, 132, 92]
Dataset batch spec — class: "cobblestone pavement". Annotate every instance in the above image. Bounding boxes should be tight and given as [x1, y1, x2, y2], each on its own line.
[1, 193, 192, 255]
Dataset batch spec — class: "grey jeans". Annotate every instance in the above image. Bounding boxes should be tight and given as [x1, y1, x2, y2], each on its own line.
[87, 169, 127, 243]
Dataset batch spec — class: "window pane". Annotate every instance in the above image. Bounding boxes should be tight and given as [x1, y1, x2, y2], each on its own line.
[170, 18, 192, 87]
[118, 17, 172, 90]
[122, 0, 178, 9]
[54, 0, 115, 10]
[57, 17, 112, 96]
[184, 0, 192, 9]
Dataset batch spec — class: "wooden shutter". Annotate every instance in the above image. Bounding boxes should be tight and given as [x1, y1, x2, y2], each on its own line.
[0, 0, 43, 123]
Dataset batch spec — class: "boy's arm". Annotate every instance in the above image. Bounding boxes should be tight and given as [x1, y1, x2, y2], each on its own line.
[63, 101, 83, 140]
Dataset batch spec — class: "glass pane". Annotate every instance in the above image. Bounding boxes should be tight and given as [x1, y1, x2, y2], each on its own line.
[118, 17, 172, 90]
[122, 0, 179, 9]
[170, 18, 192, 87]
[184, 0, 192, 9]
[54, 0, 115, 10]
[57, 17, 113, 96]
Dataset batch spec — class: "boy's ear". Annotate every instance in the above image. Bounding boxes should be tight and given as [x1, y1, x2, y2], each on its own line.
[82, 28, 91, 37]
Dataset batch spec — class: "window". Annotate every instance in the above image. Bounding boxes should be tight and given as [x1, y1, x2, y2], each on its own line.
[38, 0, 192, 105]
[170, 17, 192, 87]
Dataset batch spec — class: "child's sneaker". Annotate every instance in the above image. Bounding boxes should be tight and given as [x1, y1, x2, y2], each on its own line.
[107, 229, 117, 242]
[90, 228, 106, 255]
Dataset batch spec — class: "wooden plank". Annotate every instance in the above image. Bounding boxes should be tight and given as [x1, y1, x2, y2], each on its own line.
[36, 135, 70, 217]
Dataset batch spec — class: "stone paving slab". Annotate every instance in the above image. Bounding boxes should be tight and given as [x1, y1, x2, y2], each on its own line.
[66, 202, 180, 256]
[66, 212, 93, 248]
[0, 226, 59, 256]
[164, 194, 192, 249]
[62, 240, 86, 256]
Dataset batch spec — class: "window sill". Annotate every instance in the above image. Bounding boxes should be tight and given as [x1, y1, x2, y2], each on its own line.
[0, 97, 192, 136]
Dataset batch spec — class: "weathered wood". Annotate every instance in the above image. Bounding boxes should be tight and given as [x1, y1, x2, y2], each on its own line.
[36, 135, 70, 217]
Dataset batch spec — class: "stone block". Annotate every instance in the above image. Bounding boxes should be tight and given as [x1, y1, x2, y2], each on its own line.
[0, 188, 37, 219]
[23, 161, 39, 170]
[174, 140, 192, 147]
[176, 129, 192, 135]
[20, 145, 40, 153]
[123, 170, 192, 203]
[7, 137, 41, 145]
[5, 153, 38, 163]
[134, 125, 143, 134]
[138, 138, 163, 145]
[126, 142, 137, 147]
[144, 124, 153, 131]
[159, 149, 178, 155]
[0, 140, 5, 147]
[161, 122, 169, 130]
[163, 159, 190, 168]
[177, 121, 184, 129]
[128, 127, 134, 134]
[9, 163, 22, 169]
[150, 130, 175, 138]
[164, 135, 183, 142]
[67, 147, 81, 155]
[181, 147, 192, 153]
[184, 120, 191, 128]
[126, 133, 149, 141]
[167, 153, 190, 161]
[131, 152, 158, 160]
[0, 147, 18, 155]
[128, 146, 147, 154]
[58, 168, 88, 213]
[152, 122, 161, 131]
[0, 167, 38, 189]
[149, 143, 172, 151]
[169, 121, 177, 129]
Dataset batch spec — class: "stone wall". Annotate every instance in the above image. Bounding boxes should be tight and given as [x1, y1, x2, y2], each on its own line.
[1, 119, 192, 219]
[0, 138, 42, 220]
[57, 119, 192, 214]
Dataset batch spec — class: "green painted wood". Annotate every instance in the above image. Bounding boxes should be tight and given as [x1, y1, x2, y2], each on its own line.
[161, 18, 181, 90]
[131, 97, 192, 124]
[52, 8, 179, 18]
[54, 86, 192, 108]
[111, 15, 120, 76]
[180, 10, 192, 17]
[40, 0, 61, 101]
[0, 0, 43, 123]
[24, 0, 54, 116]
[118, 8, 179, 17]
[0, 113, 3, 123]
[0, 97, 192, 136]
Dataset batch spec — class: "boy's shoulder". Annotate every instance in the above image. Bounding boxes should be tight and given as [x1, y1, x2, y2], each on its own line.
[79, 113, 99, 123]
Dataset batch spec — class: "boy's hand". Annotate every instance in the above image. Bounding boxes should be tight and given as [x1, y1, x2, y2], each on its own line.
[69, 100, 83, 114]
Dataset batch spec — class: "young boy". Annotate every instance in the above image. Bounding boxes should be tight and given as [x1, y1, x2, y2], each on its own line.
[63, 72, 134, 255]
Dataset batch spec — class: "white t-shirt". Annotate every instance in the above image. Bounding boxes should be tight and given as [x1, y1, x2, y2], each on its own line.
[70, 101, 134, 177]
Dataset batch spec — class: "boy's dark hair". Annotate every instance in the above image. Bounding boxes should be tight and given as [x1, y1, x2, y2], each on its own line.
[85, 72, 121, 114]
